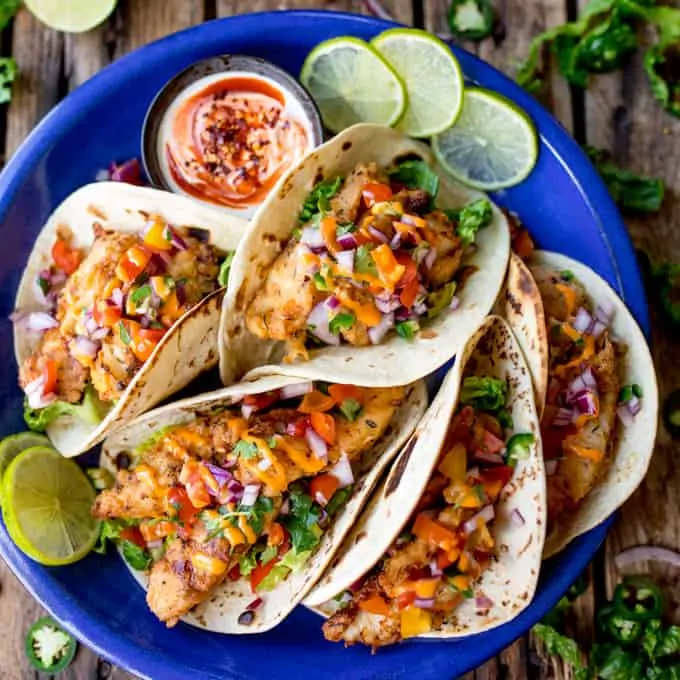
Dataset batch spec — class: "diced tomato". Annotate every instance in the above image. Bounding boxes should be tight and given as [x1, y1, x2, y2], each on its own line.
[93, 300, 122, 328]
[395, 251, 420, 309]
[362, 183, 392, 207]
[541, 424, 573, 458]
[396, 591, 417, 610]
[320, 216, 339, 253]
[243, 390, 280, 412]
[412, 513, 458, 551]
[116, 245, 152, 284]
[510, 226, 535, 260]
[139, 520, 176, 543]
[327, 384, 362, 403]
[481, 429, 506, 455]
[298, 390, 336, 414]
[166, 487, 199, 526]
[119, 526, 145, 549]
[42, 359, 58, 396]
[310, 474, 339, 506]
[358, 594, 391, 616]
[51, 237, 83, 275]
[228, 563, 241, 581]
[286, 415, 311, 438]
[310, 411, 336, 445]
[268, 523, 286, 547]
[124, 321, 165, 362]
[250, 559, 277, 592]
[436, 549, 456, 570]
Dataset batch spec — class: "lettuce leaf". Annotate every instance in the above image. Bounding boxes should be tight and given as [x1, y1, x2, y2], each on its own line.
[24, 385, 108, 433]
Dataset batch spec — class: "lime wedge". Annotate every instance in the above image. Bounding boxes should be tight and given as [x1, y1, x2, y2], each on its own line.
[24, 0, 117, 33]
[432, 87, 539, 191]
[0, 432, 52, 504]
[300, 37, 407, 133]
[2, 447, 99, 566]
[371, 28, 463, 138]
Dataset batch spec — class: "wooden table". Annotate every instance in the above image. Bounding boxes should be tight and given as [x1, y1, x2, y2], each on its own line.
[0, 0, 677, 678]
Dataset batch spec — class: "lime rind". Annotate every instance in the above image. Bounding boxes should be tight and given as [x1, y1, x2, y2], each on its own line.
[371, 28, 464, 138]
[24, 0, 117, 33]
[2, 446, 99, 566]
[432, 86, 538, 191]
[0, 432, 52, 504]
[300, 36, 407, 133]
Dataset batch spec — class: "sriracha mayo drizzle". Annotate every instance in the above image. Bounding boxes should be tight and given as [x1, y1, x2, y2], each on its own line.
[160, 73, 312, 210]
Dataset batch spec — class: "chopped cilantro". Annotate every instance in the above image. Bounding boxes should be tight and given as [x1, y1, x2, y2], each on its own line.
[232, 496, 274, 536]
[121, 540, 152, 571]
[561, 269, 575, 281]
[336, 223, 357, 237]
[234, 439, 258, 459]
[281, 489, 323, 553]
[313, 272, 330, 291]
[130, 284, 152, 305]
[389, 160, 439, 201]
[118, 321, 132, 345]
[355, 244, 378, 276]
[329, 312, 356, 334]
[299, 176, 343, 223]
[338, 398, 362, 422]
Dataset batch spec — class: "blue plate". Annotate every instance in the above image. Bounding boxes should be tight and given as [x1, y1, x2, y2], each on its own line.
[0, 10, 647, 680]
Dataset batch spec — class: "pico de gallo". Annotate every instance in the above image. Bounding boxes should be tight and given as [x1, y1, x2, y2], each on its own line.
[322, 375, 534, 648]
[15, 218, 231, 432]
[92, 381, 405, 627]
[245, 159, 493, 362]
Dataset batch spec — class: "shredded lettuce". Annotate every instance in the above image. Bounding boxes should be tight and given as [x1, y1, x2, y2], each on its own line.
[427, 281, 457, 319]
[389, 160, 440, 201]
[24, 384, 108, 433]
[459, 376, 508, 412]
[256, 548, 313, 592]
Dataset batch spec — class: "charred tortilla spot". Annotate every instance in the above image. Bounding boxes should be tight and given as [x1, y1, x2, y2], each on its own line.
[314, 169, 324, 185]
[235, 286, 247, 310]
[342, 141, 352, 151]
[506, 289, 522, 315]
[263, 233, 277, 244]
[393, 152, 425, 165]
[354, 530, 367, 544]
[385, 434, 418, 496]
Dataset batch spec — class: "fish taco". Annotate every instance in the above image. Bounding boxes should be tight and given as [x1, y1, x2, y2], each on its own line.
[219, 123, 510, 387]
[93, 373, 427, 633]
[13, 182, 246, 457]
[501, 250, 658, 557]
[304, 315, 546, 647]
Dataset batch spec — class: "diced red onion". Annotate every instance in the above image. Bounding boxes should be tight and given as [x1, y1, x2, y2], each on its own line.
[109, 158, 142, 184]
[110, 288, 124, 309]
[552, 407, 574, 427]
[595, 300, 615, 324]
[413, 301, 428, 316]
[300, 227, 325, 249]
[511, 509, 526, 526]
[617, 404, 634, 427]
[466, 466, 480, 481]
[72, 335, 99, 358]
[429, 560, 443, 577]
[241, 484, 261, 507]
[591, 320, 607, 338]
[375, 294, 401, 314]
[628, 395, 642, 416]
[146, 539, 163, 550]
[450, 296, 460, 311]
[335, 250, 354, 272]
[204, 463, 233, 487]
[337, 233, 358, 250]
[168, 227, 187, 251]
[325, 296, 341, 311]
[306, 427, 328, 462]
[472, 450, 505, 466]
[571, 390, 598, 417]
[475, 593, 494, 609]
[241, 403, 257, 419]
[614, 545, 680, 569]
[157, 250, 173, 266]
[572, 307, 592, 334]
[84, 313, 99, 335]
[280, 382, 313, 399]
[258, 457, 272, 471]
[545, 460, 558, 476]
[307, 302, 339, 346]
[368, 312, 394, 345]
[314, 490, 330, 506]
[24, 312, 59, 332]
[463, 505, 495, 535]
[24, 376, 56, 409]
[349, 577, 365, 593]
[390, 232, 401, 249]
[329, 453, 354, 488]
[91, 327, 110, 341]
[581, 368, 597, 391]
[424, 248, 437, 270]
[413, 597, 436, 610]
[367, 226, 389, 244]
[247, 597, 263, 611]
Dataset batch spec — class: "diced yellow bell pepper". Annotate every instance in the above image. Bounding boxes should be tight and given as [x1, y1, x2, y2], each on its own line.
[144, 219, 173, 251]
[414, 578, 439, 599]
[450, 574, 471, 592]
[371, 200, 404, 216]
[150, 275, 173, 301]
[400, 606, 433, 639]
[190, 552, 227, 575]
[438, 443, 467, 482]
[223, 526, 246, 547]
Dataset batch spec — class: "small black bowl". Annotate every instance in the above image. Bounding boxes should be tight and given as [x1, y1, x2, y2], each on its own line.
[141, 54, 324, 215]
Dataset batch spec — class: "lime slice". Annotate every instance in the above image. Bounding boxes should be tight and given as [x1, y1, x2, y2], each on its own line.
[371, 28, 464, 138]
[24, 0, 117, 33]
[432, 87, 539, 191]
[0, 432, 52, 504]
[300, 37, 407, 134]
[2, 447, 99, 566]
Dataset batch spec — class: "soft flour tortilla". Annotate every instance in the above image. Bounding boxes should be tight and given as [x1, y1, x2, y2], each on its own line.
[219, 123, 510, 387]
[100, 373, 428, 634]
[305, 315, 547, 639]
[13, 182, 248, 457]
[505, 250, 658, 557]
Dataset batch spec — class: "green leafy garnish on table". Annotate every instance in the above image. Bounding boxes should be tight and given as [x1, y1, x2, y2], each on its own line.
[533, 575, 680, 679]
[0, 57, 17, 104]
[585, 146, 665, 214]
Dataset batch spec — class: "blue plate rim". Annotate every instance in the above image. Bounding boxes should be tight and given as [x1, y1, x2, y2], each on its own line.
[0, 10, 645, 680]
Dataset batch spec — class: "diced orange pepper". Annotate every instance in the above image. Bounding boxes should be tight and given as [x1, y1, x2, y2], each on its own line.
[310, 474, 339, 506]
[52, 237, 83, 275]
[298, 390, 336, 413]
[139, 520, 176, 543]
[414, 578, 439, 599]
[120, 320, 161, 363]
[400, 213, 427, 229]
[412, 513, 458, 551]
[310, 412, 336, 445]
[335, 290, 382, 327]
[458, 551, 472, 573]
[359, 594, 391, 617]
[143, 219, 173, 251]
[436, 549, 456, 570]
[268, 523, 286, 547]
[160, 291, 182, 326]
[560, 323, 582, 342]
[450, 574, 471, 592]
[320, 216, 339, 254]
[554, 335, 595, 377]
[394, 221, 423, 245]
[459, 486, 485, 509]
[371, 244, 406, 290]
[115, 244, 152, 284]
[327, 384, 362, 403]
[556, 283, 579, 316]
[362, 182, 392, 207]
[227, 417, 248, 440]
[438, 443, 467, 482]
[570, 445, 604, 462]
[42, 359, 58, 396]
